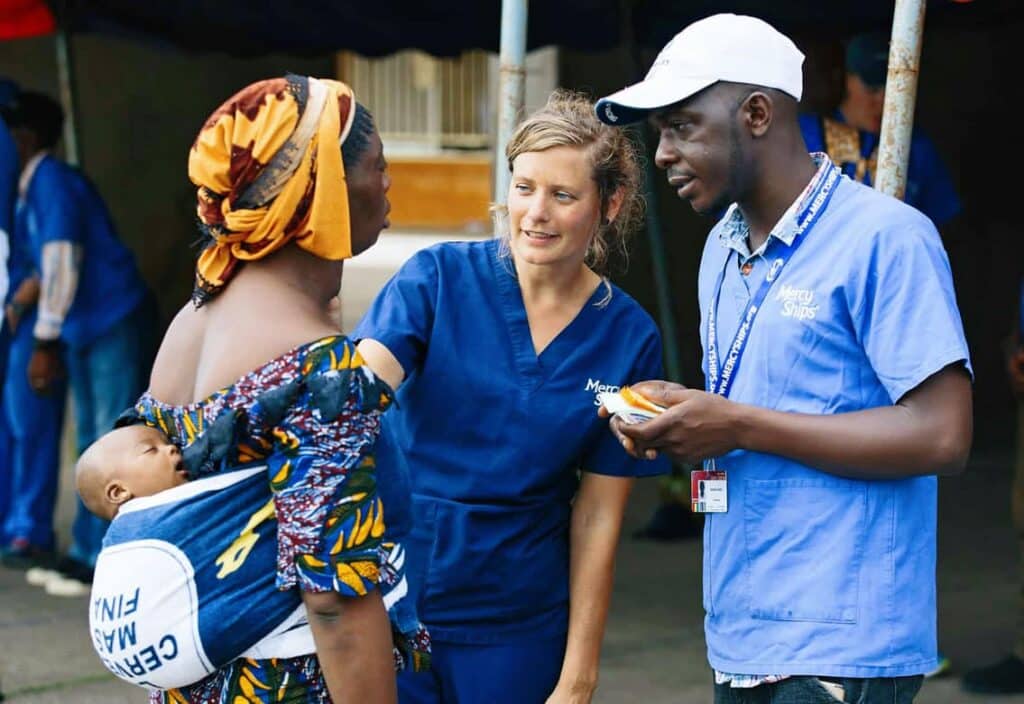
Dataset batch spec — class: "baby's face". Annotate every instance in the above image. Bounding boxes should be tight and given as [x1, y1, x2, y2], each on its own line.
[112, 425, 188, 497]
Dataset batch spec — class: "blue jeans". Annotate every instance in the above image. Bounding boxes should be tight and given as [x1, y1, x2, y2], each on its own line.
[65, 305, 146, 566]
[714, 676, 923, 704]
[1, 311, 67, 548]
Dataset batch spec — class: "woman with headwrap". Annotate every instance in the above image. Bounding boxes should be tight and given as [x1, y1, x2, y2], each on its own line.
[87, 75, 405, 703]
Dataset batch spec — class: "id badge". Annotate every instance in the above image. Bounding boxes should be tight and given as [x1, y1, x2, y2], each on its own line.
[691, 460, 727, 513]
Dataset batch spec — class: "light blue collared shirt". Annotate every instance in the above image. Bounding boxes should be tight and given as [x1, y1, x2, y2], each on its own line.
[698, 157, 970, 678]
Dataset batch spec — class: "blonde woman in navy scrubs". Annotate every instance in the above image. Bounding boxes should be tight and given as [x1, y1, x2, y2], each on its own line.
[355, 90, 669, 703]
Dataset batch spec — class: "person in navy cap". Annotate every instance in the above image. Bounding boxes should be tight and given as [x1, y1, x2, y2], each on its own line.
[798, 31, 961, 231]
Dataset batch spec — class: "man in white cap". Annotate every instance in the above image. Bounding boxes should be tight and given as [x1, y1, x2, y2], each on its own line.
[597, 13, 973, 703]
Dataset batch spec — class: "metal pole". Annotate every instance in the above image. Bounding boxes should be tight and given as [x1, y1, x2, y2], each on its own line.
[55, 27, 80, 166]
[493, 0, 528, 204]
[874, 0, 926, 199]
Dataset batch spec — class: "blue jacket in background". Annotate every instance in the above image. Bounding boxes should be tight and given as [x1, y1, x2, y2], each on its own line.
[0, 118, 16, 303]
[17, 154, 145, 348]
[798, 111, 961, 228]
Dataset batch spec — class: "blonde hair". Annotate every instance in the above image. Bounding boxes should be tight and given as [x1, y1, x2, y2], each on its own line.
[493, 89, 645, 275]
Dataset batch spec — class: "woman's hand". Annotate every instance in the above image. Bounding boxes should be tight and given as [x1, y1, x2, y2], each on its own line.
[545, 678, 597, 704]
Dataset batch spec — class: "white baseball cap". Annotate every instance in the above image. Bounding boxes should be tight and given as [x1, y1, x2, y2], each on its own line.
[596, 13, 804, 125]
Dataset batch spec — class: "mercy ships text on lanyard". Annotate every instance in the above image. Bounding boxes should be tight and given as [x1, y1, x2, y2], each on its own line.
[692, 160, 840, 514]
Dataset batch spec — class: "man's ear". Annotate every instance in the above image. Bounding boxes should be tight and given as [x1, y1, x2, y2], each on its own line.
[106, 480, 133, 507]
[742, 92, 774, 138]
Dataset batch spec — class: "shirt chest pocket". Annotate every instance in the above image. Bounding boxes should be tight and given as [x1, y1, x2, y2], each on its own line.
[743, 478, 867, 623]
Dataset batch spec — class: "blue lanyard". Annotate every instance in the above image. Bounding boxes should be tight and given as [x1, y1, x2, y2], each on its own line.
[706, 164, 840, 398]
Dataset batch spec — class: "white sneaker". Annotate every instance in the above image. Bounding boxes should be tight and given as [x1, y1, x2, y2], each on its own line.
[25, 566, 60, 587]
[44, 573, 91, 597]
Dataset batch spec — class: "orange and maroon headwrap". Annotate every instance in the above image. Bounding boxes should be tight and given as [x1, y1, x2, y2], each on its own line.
[188, 74, 357, 305]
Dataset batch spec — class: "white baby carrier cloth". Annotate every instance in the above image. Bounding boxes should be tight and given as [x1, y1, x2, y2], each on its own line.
[88, 466, 314, 690]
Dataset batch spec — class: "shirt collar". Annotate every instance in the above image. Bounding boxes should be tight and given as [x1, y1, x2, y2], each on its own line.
[717, 153, 836, 258]
[18, 151, 47, 199]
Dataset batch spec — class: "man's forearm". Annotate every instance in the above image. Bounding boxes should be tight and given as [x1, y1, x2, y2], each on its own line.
[11, 276, 40, 306]
[735, 366, 973, 479]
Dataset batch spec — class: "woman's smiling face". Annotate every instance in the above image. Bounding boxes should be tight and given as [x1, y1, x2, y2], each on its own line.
[506, 145, 602, 269]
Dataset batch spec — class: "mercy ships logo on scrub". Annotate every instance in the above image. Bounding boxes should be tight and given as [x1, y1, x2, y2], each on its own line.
[775, 284, 819, 321]
[586, 378, 620, 407]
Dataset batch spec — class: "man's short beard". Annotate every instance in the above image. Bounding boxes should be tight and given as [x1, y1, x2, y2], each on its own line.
[696, 119, 744, 217]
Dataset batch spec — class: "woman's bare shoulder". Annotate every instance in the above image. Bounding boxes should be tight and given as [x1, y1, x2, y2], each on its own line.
[149, 300, 342, 405]
[147, 303, 206, 404]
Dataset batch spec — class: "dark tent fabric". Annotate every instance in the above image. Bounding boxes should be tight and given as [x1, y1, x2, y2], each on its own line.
[62, 0, 622, 57]
[54, 0, 1024, 57]
[633, 0, 1024, 49]
[35, 1, 1024, 57]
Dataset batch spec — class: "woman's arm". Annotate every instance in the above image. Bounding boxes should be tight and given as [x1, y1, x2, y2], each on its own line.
[303, 590, 397, 704]
[263, 338, 402, 702]
[352, 247, 441, 392]
[357, 339, 405, 391]
[547, 473, 634, 704]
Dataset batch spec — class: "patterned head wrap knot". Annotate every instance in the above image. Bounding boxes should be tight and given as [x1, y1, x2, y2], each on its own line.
[188, 74, 357, 305]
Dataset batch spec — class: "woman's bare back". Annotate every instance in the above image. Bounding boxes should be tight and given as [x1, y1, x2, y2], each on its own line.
[148, 274, 342, 406]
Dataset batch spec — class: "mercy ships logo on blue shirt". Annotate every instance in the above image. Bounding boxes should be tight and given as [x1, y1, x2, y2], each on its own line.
[585, 378, 620, 407]
[775, 284, 819, 321]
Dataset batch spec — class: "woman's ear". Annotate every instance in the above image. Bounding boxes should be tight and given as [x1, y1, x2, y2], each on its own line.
[605, 187, 625, 226]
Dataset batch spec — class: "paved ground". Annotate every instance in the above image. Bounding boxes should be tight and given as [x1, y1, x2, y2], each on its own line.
[1, 230, 1020, 702]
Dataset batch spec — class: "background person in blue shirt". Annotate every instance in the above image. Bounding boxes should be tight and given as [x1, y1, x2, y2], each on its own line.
[355, 91, 668, 704]
[797, 31, 961, 230]
[0, 91, 150, 598]
[0, 79, 18, 553]
[597, 13, 972, 704]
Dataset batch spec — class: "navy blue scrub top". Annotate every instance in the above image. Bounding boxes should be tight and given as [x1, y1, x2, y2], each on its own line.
[354, 239, 669, 643]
